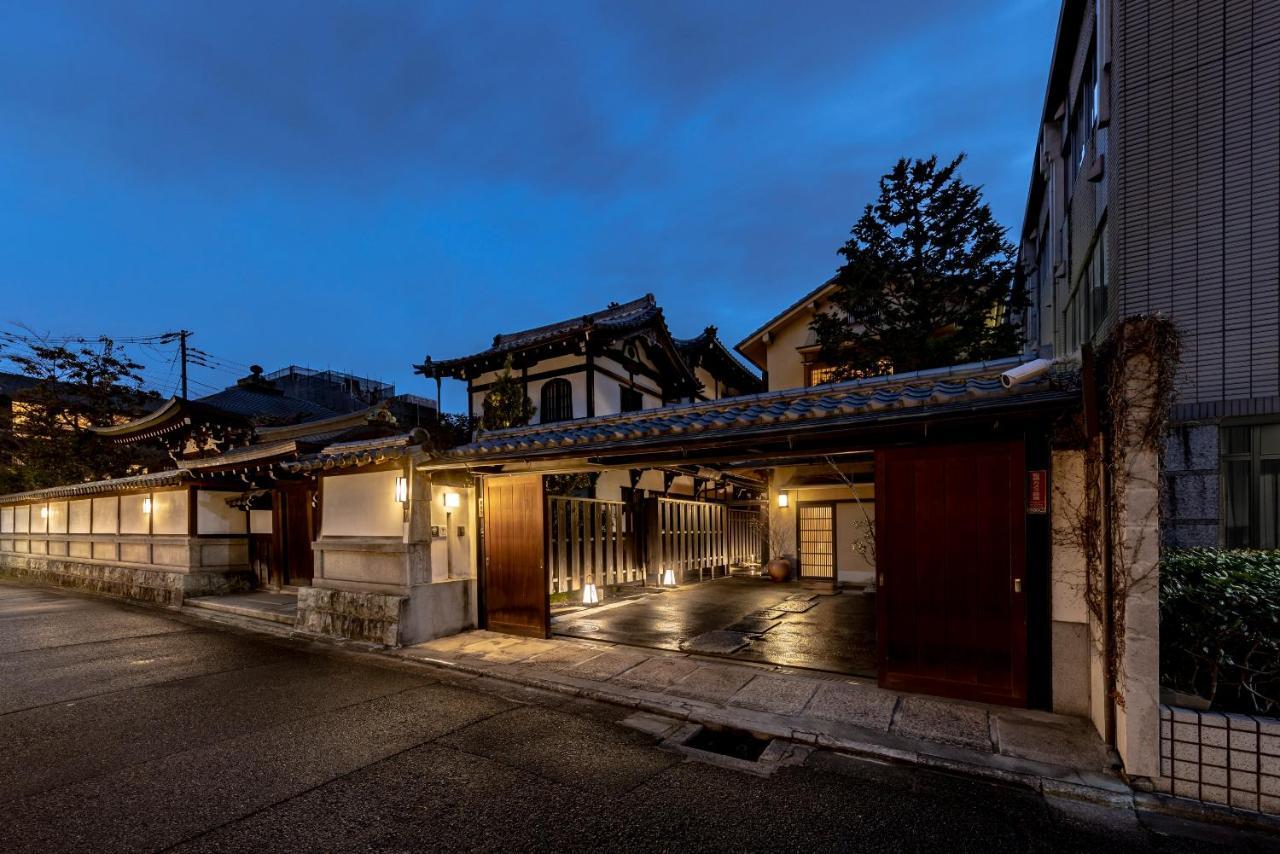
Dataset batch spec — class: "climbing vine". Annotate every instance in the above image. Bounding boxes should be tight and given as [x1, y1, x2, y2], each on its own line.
[1055, 315, 1182, 708]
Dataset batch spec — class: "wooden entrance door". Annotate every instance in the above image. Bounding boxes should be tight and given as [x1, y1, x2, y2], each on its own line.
[797, 503, 835, 579]
[875, 441, 1027, 706]
[482, 474, 549, 638]
[272, 484, 316, 587]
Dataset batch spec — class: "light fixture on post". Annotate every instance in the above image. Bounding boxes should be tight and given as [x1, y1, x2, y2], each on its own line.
[142, 497, 153, 514]
[443, 491, 461, 510]
[776, 491, 789, 509]
[395, 476, 408, 504]
[660, 567, 677, 587]
[582, 574, 600, 605]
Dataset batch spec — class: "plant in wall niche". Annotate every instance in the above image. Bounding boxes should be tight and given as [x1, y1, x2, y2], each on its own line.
[823, 455, 875, 568]
[480, 356, 535, 431]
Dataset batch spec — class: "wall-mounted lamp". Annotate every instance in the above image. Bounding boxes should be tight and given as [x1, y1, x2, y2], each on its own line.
[776, 492, 789, 509]
[39, 506, 49, 520]
[443, 491, 461, 510]
[142, 497, 153, 514]
[582, 575, 600, 606]
[395, 476, 408, 504]
[660, 567, 677, 587]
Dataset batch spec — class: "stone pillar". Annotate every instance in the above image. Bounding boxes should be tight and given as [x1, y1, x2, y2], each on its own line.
[297, 461, 475, 648]
[1049, 449, 1093, 720]
[1111, 352, 1163, 780]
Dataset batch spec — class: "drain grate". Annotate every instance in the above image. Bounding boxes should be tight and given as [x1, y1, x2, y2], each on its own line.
[683, 727, 772, 762]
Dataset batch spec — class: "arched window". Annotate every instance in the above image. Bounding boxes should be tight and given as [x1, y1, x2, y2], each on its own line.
[540, 378, 574, 423]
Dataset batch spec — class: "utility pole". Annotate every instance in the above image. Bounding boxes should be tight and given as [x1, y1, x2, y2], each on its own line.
[178, 330, 191, 399]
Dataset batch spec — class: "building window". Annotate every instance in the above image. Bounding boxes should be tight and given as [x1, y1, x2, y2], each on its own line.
[619, 385, 643, 412]
[1222, 423, 1280, 548]
[1061, 223, 1109, 355]
[806, 364, 838, 386]
[540, 378, 573, 423]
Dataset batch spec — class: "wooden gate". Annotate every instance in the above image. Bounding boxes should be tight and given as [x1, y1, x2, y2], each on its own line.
[645, 497, 728, 583]
[875, 441, 1028, 706]
[482, 474, 548, 638]
[546, 496, 642, 596]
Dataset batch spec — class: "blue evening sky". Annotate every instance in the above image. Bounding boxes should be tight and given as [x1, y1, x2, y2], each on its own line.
[0, 1, 1060, 411]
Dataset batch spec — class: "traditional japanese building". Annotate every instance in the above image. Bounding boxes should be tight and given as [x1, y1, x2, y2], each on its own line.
[415, 294, 761, 425]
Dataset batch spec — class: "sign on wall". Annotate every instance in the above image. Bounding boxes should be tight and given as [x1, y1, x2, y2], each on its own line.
[1027, 470, 1048, 514]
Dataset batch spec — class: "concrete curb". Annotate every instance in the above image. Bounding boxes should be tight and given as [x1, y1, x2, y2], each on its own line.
[394, 646, 1134, 808]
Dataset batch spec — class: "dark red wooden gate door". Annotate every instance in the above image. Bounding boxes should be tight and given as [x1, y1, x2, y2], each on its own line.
[273, 484, 316, 586]
[875, 441, 1027, 706]
[482, 474, 549, 638]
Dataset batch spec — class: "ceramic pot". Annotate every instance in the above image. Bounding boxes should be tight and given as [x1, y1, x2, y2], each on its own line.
[766, 558, 791, 583]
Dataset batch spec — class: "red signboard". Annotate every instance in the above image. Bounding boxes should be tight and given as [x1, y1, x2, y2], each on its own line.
[1028, 470, 1047, 514]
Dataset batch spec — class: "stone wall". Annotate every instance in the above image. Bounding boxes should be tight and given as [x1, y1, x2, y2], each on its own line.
[1157, 705, 1280, 815]
[0, 552, 254, 607]
[1162, 423, 1220, 548]
[294, 587, 406, 646]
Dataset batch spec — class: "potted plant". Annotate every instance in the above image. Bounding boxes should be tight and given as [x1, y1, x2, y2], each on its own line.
[761, 504, 795, 583]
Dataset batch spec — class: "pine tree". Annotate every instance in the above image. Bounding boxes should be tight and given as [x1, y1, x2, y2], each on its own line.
[811, 154, 1026, 378]
[480, 356, 536, 430]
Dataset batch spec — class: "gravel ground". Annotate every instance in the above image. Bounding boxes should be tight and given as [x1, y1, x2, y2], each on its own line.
[0, 578, 1273, 854]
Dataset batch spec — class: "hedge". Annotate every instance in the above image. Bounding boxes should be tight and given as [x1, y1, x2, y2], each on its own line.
[1160, 548, 1280, 715]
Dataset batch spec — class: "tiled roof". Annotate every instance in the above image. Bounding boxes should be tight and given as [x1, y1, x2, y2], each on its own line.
[434, 357, 1076, 463]
[281, 431, 424, 474]
[0, 469, 192, 505]
[418, 295, 663, 376]
[674, 326, 763, 393]
[195, 386, 337, 424]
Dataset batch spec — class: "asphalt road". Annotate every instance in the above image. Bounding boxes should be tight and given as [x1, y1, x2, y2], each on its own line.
[0, 579, 1272, 854]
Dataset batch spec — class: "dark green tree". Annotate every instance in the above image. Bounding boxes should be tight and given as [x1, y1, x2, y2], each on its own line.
[811, 154, 1026, 378]
[0, 337, 165, 492]
[480, 356, 536, 430]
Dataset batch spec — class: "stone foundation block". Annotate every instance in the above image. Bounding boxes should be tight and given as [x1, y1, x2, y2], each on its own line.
[295, 587, 406, 646]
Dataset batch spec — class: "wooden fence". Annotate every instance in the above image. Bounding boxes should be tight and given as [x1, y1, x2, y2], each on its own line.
[646, 496, 729, 583]
[727, 507, 764, 566]
[546, 496, 641, 595]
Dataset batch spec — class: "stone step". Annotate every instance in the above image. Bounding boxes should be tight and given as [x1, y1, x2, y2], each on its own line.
[185, 596, 297, 626]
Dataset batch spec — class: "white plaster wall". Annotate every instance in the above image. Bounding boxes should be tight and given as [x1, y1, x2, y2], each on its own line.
[0, 506, 11, 533]
[249, 510, 272, 534]
[835, 500, 875, 585]
[47, 501, 68, 534]
[13, 504, 29, 534]
[196, 491, 247, 535]
[151, 490, 188, 536]
[322, 469, 404, 538]
[68, 499, 91, 534]
[29, 504, 48, 535]
[91, 497, 119, 534]
[120, 494, 150, 535]
[429, 484, 475, 581]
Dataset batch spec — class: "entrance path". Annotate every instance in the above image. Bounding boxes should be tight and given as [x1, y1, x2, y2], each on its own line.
[555, 576, 876, 676]
[403, 629, 1125, 802]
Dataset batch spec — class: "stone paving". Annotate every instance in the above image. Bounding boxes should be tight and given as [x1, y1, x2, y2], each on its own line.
[401, 629, 1126, 801]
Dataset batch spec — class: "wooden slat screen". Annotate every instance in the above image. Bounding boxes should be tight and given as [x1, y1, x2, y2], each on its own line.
[727, 508, 764, 566]
[650, 496, 728, 583]
[546, 496, 640, 594]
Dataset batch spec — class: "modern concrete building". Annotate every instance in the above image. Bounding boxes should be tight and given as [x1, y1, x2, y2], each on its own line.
[1016, 0, 1280, 550]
